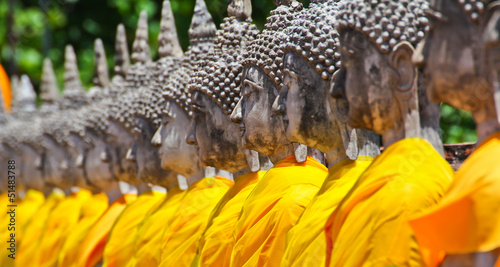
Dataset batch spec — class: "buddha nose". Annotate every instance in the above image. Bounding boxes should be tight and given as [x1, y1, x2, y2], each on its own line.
[272, 94, 285, 115]
[412, 40, 427, 68]
[76, 154, 85, 168]
[230, 99, 243, 124]
[330, 67, 346, 99]
[185, 121, 197, 145]
[151, 125, 163, 147]
[125, 144, 137, 162]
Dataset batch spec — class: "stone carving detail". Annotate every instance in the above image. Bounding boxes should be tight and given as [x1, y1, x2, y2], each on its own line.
[334, 0, 429, 53]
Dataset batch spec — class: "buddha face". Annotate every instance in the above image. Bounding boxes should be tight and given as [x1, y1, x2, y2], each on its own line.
[85, 130, 117, 190]
[331, 30, 416, 135]
[106, 120, 139, 184]
[20, 144, 45, 192]
[187, 91, 249, 173]
[415, 0, 493, 113]
[153, 100, 202, 179]
[231, 66, 291, 156]
[66, 133, 93, 189]
[274, 53, 345, 153]
[42, 135, 72, 189]
[130, 116, 174, 186]
[65, 134, 91, 189]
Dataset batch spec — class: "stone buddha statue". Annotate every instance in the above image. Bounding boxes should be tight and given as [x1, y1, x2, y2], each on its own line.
[223, 1, 375, 266]
[40, 44, 91, 192]
[323, 0, 454, 266]
[124, 4, 184, 189]
[62, 39, 111, 191]
[152, 1, 251, 266]
[213, 3, 334, 266]
[408, 0, 500, 266]
[1, 75, 39, 195]
[104, 24, 141, 187]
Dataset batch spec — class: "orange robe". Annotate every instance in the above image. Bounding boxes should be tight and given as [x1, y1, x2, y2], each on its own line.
[410, 132, 500, 266]
[230, 156, 328, 267]
[281, 157, 374, 266]
[16, 190, 64, 267]
[129, 187, 185, 267]
[76, 193, 137, 267]
[58, 192, 109, 267]
[0, 63, 11, 111]
[325, 138, 453, 267]
[102, 190, 165, 267]
[196, 171, 267, 267]
[36, 189, 93, 267]
[159, 176, 233, 267]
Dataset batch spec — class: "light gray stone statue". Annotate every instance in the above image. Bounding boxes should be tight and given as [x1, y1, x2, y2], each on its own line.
[187, 0, 273, 176]
[321, 0, 455, 266]
[410, 0, 500, 265]
[153, 0, 222, 186]
[268, 0, 380, 169]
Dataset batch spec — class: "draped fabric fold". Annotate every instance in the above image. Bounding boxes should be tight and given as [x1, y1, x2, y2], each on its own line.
[17, 190, 64, 267]
[282, 157, 373, 267]
[130, 187, 185, 267]
[76, 193, 137, 267]
[230, 156, 328, 267]
[103, 190, 165, 267]
[325, 138, 453, 267]
[196, 171, 267, 267]
[159, 176, 233, 267]
[36, 189, 93, 267]
[410, 132, 500, 266]
[58, 192, 109, 267]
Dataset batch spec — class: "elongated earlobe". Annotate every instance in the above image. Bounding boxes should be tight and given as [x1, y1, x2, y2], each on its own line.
[390, 41, 416, 93]
[244, 149, 260, 172]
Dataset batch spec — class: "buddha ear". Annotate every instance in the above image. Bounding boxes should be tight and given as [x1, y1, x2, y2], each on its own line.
[338, 122, 358, 160]
[389, 41, 416, 92]
[244, 149, 260, 172]
[293, 143, 307, 163]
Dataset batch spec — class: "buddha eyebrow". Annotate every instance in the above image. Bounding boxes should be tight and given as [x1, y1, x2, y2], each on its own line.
[244, 79, 263, 91]
[425, 9, 448, 22]
[192, 103, 208, 113]
[283, 67, 302, 79]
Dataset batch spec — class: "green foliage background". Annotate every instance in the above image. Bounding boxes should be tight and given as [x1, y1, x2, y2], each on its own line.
[0, 0, 477, 143]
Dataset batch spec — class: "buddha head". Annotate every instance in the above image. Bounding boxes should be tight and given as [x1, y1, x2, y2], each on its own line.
[107, 94, 140, 185]
[152, 21, 207, 179]
[41, 113, 74, 190]
[129, 86, 180, 187]
[84, 110, 118, 191]
[330, 0, 429, 145]
[230, 3, 304, 161]
[187, 0, 267, 173]
[271, 1, 379, 162]
[415, 0, 500, 129]
[1, 122, 30, 193]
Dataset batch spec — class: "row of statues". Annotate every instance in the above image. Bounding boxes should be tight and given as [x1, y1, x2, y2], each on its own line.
[0, 0, 499, 266]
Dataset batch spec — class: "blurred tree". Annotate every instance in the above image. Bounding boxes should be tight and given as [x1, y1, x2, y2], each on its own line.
[0, 0, 478, 144]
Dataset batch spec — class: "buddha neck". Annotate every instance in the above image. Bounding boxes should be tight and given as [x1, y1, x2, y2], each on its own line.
[164, 179, 180, 191]
[103, 181, 123, 204]
[185, 166, 206, 186]
[232, 168, 250, 181]
[136, 183, 150, 194]
[268, 143, 294, 164]
[325, 145, 348, 170]
[382, 101, 422, 148]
